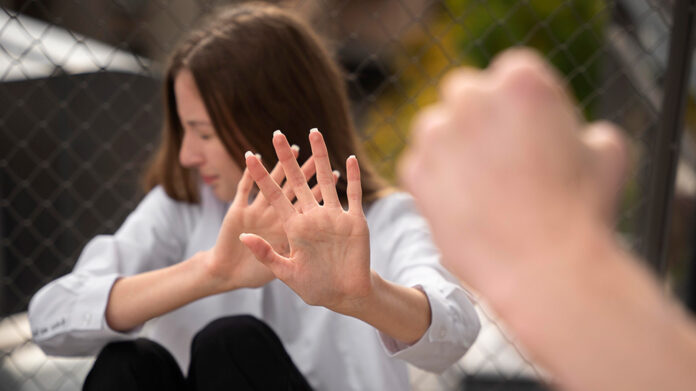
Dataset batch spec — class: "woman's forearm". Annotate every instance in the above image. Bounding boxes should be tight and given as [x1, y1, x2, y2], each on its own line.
[344, 271, 431, 345]
[105, 251, 218, 332]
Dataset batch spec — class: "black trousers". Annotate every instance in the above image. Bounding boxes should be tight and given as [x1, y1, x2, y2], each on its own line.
[83, 315, 313, 391]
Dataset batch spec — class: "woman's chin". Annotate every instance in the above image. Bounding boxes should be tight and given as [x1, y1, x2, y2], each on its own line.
[211, 185, 235, 203]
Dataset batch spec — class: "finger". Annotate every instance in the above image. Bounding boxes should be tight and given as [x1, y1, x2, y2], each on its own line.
[346, 155, 363, 215]
[308, 128, 341, 208]
[273, 130, 317, 212]
[309, 169, 340, 204]
[283, 155, 316, 202]
[269, 154, 287, 186]
[256, 145, 300, 207]
[245, 151, 296, 220]
[489, 48, 565, 90]
[397, 149, 418, 196]
[410, 103, 451, 151]
[437, 70, 497, 139]
[439, 66, 486, 104]
[239, 233, 293, 280]
[489, 48, 577, 116]
[582, 121, 629, 222]
[232, 168, 254, 207]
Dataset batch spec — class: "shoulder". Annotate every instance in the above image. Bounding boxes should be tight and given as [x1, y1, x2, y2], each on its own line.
[139, 184, 216, 211]
[119, 185, 206, 234]
[134, 185, 198, 215]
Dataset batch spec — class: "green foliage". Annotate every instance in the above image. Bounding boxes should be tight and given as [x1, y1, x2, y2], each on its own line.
[446, 0, 608, 118]
[361, 0, 610, 180]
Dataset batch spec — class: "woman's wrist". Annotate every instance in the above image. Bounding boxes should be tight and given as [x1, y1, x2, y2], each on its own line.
[106, 252, 225, 331]
[189, 249, 238, 296]
[339, 270, 431, 344]
[320, 269, 376, 318]
[333, 270, 380, 318]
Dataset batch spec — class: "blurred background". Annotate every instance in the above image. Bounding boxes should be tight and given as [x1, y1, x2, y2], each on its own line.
[1, 0, 695, 390]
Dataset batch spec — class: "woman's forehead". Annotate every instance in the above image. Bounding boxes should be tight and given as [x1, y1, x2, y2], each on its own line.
[174, 70, 212, 122]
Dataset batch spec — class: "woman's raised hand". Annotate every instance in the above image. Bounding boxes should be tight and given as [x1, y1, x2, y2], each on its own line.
[204, 147, 337, 293]
[240, 129, 372, 316]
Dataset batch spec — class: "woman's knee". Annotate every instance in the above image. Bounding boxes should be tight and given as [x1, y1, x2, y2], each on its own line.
[85, 339, 184, 391]
[192, 315, 274, 355]
[94, 338, 171, 368]
[188, 316, 310, 390]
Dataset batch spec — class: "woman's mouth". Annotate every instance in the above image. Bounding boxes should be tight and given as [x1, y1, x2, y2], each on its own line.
[201, 174, 218, 184]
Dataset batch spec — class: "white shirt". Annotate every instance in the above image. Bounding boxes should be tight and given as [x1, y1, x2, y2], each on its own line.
[28, 185, 480, 391]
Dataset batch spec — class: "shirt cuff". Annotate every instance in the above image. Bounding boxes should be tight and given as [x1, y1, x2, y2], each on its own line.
[71, 274, 142, 336]
[377, 284, 479, 372]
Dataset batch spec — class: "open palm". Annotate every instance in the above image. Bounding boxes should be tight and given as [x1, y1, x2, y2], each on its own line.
[241, 130, 372, 315]
[206, 150, 332, 292]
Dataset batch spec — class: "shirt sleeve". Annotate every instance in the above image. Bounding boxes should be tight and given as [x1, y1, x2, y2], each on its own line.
[28, 186, 199, 356]
[368, 193, 481, 373]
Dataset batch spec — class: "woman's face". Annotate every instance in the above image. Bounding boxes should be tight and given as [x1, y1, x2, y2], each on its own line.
[175, 69, 243, 202]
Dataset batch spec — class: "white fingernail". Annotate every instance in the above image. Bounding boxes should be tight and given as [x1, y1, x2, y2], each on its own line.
[255, 153, 262, 160]
[332, 170, 341, 178]
[273, 129, 283, 136]
[348, 155, 356, 160]
[310, 128, 319, 133]
[291, 144, 300, 152]
[245, 151, 253, 158]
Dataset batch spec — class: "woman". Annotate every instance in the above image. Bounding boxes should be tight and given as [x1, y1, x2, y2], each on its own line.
[28, 3, 480, 390]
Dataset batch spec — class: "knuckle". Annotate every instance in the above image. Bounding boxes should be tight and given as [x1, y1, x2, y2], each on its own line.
[440, 67, 480, 100]
[266, 188, 281, 202]
[491, 47, 546, 74]
[500, 63, 547, 93]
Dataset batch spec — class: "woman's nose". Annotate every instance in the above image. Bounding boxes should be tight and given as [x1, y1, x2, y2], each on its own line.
[179, 133, 204, 167]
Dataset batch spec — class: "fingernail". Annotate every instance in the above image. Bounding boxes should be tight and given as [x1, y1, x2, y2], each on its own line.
[310, 128, 319, 133]
[239, 233, 248, 240]
[332, 170, 341, 178]
[348, 155, 356, 160]
[291, 144, 300, 152]
[273, 129, 283, 136]
[245, 151, 253, 158]
[255, 153, 262, 161]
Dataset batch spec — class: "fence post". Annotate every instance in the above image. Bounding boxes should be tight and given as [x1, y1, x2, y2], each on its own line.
[640, 0, 696, 274]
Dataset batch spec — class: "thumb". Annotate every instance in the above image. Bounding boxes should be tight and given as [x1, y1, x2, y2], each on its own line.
[582, 121, 629, 222]
[239, 233, 293, 278]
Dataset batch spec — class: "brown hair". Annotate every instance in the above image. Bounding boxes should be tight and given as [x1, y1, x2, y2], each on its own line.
[142, 2, 389, 204]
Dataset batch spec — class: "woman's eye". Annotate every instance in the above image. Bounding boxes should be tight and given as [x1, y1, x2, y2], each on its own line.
[200, 134, 213, 140]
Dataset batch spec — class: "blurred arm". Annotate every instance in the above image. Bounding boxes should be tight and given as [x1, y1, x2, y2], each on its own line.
[399, 48, 696, 391]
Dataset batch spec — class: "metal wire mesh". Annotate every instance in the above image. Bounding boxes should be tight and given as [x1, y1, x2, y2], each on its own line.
[0, 0, 686, 390]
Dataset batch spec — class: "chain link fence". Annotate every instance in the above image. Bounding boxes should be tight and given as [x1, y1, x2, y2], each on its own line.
[1, 0, 693, 390]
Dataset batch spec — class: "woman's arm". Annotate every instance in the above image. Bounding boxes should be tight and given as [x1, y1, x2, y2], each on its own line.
[107, 155, 331, 331]
[103, 168, 271, 332]
[365, 193, 480, 370]
[345, 272, 431, 344]
[107, 154, 336, 332]
[28, 187, 196, 355]
[240, 129, 433, 345]
[104, 250, 216, 331]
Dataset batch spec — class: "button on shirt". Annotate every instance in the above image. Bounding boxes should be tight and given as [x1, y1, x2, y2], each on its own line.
[28, 186, 480, 391]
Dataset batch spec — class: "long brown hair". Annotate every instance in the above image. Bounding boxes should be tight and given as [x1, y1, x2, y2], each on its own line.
[143, 2, 389, 204]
